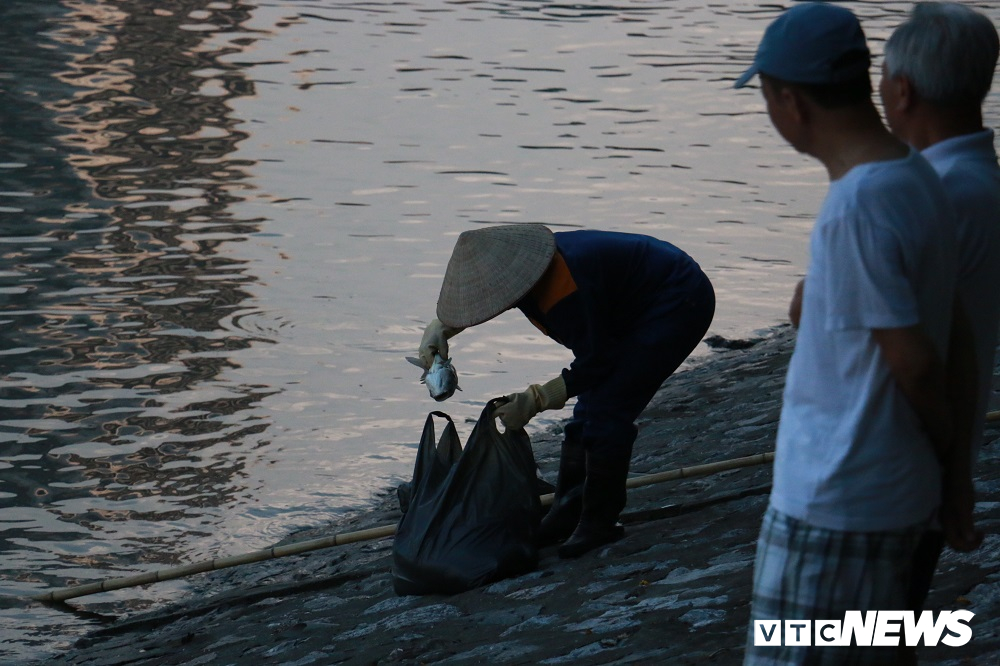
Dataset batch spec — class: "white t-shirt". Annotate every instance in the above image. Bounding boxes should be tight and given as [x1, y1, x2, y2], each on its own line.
[771, 149, 958, 532]
[923, 130, 1000, 459]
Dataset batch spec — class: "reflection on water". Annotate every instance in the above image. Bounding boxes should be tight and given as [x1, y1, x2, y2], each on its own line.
[1, 0, 998, 661]
[0, 0, 269, 659]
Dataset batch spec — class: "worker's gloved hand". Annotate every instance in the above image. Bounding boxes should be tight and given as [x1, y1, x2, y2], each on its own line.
[495, 376, 568, 431]
[418, 319, 464, 369]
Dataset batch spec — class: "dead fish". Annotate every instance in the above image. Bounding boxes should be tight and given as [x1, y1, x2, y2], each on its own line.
[406, 353, 461, 402]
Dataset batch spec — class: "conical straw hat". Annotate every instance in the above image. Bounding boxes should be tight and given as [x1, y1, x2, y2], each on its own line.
[437, 224, 556, 328]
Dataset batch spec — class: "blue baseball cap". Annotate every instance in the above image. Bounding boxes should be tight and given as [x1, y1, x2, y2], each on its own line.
[734, 2, 871, 88]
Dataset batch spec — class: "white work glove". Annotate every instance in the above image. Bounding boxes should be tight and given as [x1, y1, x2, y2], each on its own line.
[495, 376, 568, 431]
[418, 319, 464, 369]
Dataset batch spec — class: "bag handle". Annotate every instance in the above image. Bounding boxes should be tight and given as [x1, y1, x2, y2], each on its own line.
[482, 397, 503, 420]
[412, 410, 462, 487]
[478, 396, 516, 439]
[423, 411, 457, 455]
[427, 410, 453, 424]
[420, 411, 455, 454]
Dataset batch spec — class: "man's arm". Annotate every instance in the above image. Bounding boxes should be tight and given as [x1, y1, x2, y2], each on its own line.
[871, 320, 984, 550]
[941, 299, 983, 551]
[789, 279, 804, 329]
[871, 324, 952, 462]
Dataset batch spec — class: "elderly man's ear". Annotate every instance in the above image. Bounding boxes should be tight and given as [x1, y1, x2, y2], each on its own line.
[879, 65, 916, 116]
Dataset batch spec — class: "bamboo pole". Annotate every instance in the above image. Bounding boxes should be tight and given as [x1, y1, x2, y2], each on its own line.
[30, 410, 1000, 604]
[33, 525, 396, 604]
[626, 451, 774, 490]
[33, 451, 775, 604]
[538, 451, 774, 506]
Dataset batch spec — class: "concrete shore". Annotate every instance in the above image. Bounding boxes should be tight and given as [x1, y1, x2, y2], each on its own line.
[37, 325, 1000, 665]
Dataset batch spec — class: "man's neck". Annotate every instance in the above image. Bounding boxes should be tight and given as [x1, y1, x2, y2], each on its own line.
[809, 104, 909, 181]
[899, 104, 985, 151]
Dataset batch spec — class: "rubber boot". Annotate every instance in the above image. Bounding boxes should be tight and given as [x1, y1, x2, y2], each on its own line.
[558, 459, 629, 559]
[535, 434, 586, 548]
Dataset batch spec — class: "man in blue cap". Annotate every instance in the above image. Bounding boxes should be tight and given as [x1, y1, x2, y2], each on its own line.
[734, 4, 960, 664]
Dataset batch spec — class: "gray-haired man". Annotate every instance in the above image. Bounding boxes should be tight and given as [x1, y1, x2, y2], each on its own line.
[880, 1, 1000, 615]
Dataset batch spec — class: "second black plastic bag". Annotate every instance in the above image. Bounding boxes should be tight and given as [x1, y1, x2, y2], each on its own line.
[392, 399, 542, 596]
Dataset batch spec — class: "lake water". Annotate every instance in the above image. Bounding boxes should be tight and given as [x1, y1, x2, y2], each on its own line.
[2, 0, 998, 661]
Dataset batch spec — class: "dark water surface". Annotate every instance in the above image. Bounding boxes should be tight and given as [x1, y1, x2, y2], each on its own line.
[1, 0, 997, 660]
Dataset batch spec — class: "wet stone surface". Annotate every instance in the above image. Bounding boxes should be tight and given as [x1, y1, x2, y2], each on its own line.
[38, 326, 1000, 665]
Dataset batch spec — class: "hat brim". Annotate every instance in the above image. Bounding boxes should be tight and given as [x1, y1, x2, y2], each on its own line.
[734, 63, 759, 88]
[436, 224, 556, 329]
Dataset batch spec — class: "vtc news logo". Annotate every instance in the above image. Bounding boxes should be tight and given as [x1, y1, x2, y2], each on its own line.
[754, 610, 975, 647]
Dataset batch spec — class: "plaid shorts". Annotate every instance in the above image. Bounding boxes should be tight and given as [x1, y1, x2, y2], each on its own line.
[743, 506, 926, 666]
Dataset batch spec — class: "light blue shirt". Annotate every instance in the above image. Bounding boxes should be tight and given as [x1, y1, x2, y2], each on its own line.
[923, 130, 1000, 458]
[771, 150, 958, 531]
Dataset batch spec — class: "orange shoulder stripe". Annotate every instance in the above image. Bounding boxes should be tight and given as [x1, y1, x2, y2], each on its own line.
[531, 251, 577, 315]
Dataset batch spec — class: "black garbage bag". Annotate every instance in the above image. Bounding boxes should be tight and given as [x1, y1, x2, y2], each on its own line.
[392, 399, 542, 596]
